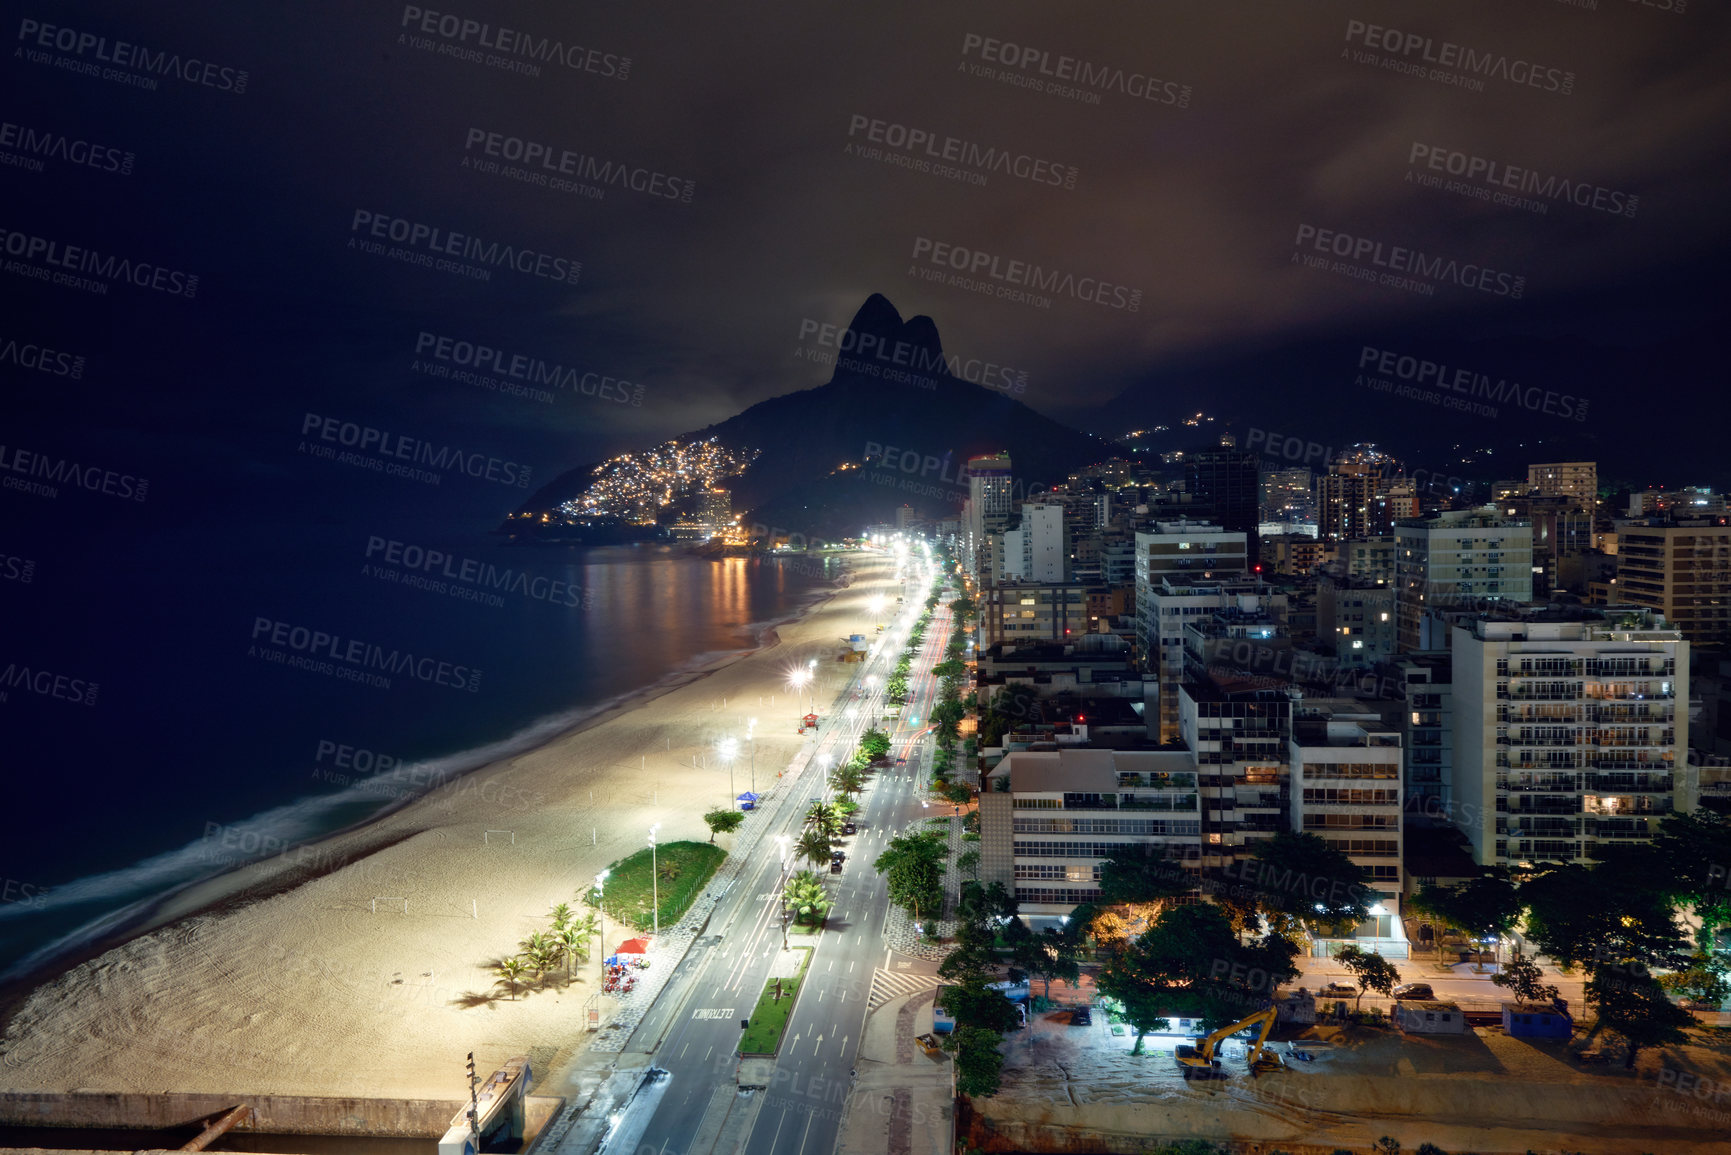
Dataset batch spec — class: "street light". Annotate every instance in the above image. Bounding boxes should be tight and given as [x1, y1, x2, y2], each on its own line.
[717, 737, 739, 805]
[648, 824, 661, 937]
[594, 869, 611, 988]
[748, 717, 758, 793]
[775, 835, 793, 949]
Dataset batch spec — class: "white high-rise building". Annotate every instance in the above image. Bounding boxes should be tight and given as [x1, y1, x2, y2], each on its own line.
[1450, 608, 1689, 867]
[1021, 503, 1068, 583]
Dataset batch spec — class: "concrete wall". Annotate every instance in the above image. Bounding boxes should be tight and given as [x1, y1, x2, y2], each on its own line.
[0, 1091, 562, 1139]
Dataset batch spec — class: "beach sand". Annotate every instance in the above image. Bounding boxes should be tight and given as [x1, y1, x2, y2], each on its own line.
[0, 550, 900, 1101]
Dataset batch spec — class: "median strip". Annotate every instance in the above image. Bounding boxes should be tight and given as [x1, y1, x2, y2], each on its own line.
[739, 946, 813, 1056]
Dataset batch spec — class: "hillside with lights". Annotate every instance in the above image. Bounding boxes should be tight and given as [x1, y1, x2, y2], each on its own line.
[510, 294, 1109, 541]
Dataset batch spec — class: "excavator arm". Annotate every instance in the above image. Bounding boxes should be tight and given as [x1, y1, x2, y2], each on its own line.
[1177, 1007, 1280, 1075]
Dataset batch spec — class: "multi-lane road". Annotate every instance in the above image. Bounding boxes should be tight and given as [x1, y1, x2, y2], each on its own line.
[599, 555, 953, 1155]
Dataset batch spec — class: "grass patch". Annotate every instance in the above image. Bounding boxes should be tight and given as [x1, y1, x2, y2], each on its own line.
[594, 841, 725, 934]
[739, 948, 812, 1055]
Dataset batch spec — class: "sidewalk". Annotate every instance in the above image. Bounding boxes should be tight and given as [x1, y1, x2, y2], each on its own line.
[834, 986, 952, 1155]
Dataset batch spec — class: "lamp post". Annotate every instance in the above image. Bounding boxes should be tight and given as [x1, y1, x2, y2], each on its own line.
[594, 869, 611, 989]
[775, 834, 792, 950]
[717, 737, 738, 807]
[648, 824, 661, 937]
[748, 718, 758, 793]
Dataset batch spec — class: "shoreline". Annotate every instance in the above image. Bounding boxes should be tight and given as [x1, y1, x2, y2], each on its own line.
[0, 564, 846, 1044]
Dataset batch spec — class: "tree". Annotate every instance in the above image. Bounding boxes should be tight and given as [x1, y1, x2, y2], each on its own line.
[932, 660, 968, 680]
[937, 983, 1022, 1034]
[941, 780, 972, 809]
[795, 828, 833, 869]
[494, 956, 528, 1001]
[805, 801, 842, 837]
[549, 902, 573, 931]
[784, 870, 833, 927]
[1239, 831, 1376, 934]
[828, 762, 866, 797]
[1588, 965, 1695, 1068]
[1648, 810, 1731, 941]
[1520, 861, 1689, 971]
[1657, 952, 1730, 1007]
[948, 1024, 1005, 1097]
[520, 931, 559, 980]
[957, 848, 981, 880]
[1098, 852, 1198, 908]
[1428, 871, 1522, 969]
[859, 727, 892, 760]
[1491, 951, 1560, 1005]
[875, 829, 948, 924]
[1012, 926, 1083, 1000]
[703, 807, 744, 842]
[1335, 944, 1400, 1009]
[948, 596, 977, 623]
[556, 912, 599, 981]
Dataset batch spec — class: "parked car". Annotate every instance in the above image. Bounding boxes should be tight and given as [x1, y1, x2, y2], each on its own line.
[1392, 983, 1434, 1000]
[829, 860, 843, 874]
[831, 849, 846, 863]
[1070, 1007, 1092, 1026]
[842, 822, 857, 835]
[1320, 982, 1357, 998]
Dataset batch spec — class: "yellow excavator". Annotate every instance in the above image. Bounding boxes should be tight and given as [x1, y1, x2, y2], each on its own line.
[1174, 1007, 1285, 1078]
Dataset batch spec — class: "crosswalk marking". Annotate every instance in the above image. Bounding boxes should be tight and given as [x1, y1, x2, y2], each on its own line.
[869, 967, 936, 1010]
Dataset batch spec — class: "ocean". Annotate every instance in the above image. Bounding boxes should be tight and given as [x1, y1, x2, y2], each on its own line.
[0, 512, 840, 983]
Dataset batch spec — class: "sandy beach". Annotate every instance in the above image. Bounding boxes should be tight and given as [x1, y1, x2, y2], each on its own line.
[0, 550, 899, 1101]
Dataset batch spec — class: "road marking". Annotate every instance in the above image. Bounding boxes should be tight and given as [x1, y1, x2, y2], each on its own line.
[705, 1046, 713, 1062]
[680, 1043, 690, 1058]
[693, 1008, 736, 1020]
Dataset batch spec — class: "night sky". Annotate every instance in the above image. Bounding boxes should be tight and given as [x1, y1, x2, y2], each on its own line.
[5, 1, 1728, 500]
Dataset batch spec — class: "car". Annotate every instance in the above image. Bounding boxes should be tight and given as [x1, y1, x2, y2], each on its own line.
[831, 849, 846, 862]
[1320, 982, 1357, 998]
[829, 860, 843, 874]
[842, 822, 857, 835]
[1392, 983, 1434, 1000]
[1070, 1007, 1092, 1026]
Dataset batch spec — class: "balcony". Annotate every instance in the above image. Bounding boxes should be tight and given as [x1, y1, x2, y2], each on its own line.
[1589, 758, 1674, 772]
[1586, 774, 1672, 793]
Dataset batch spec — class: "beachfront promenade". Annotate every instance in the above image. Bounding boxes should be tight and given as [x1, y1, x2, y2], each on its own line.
[0, 550, 920, 1121]
[544, 556, 955, 1155]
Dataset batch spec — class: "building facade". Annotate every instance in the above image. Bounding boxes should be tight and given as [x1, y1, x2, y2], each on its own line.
[1450, 610, 1689, 867]
[1394, 508, 1534, 652]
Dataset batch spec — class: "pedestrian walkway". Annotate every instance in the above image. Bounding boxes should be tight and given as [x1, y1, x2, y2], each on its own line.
[868, 966, 938, 1011]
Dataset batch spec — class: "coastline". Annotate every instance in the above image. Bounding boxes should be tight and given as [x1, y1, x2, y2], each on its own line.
[0, 555, 879, 1097]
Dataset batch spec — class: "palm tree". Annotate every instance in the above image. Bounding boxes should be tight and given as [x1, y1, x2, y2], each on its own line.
[805, 801, 841, 838]
[556, 925, 588, 982]
[495, 956, 528, 1001]
[549, 902, 573, 931]
[828, 762, 865, 797]
[521, 931, 559, 980]
[795, 828, 834, 869]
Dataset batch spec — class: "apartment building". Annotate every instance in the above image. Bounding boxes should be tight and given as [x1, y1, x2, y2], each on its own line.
[1527, 462, 1597, 509]
[1318, 576, 1398, 669]
[1378, 653, 1453, 820]
[979, 581, 1091, 648]
[1451, 608, 1690, 867]
[1288, 701, 1404, 915]
[1344, 537, 1397, 586]
[1141, 578, 1287, 743]
[979, 749, 1202, 927]
[1615, 518, 1731, 647]
[1394, 507, 1534, 652]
